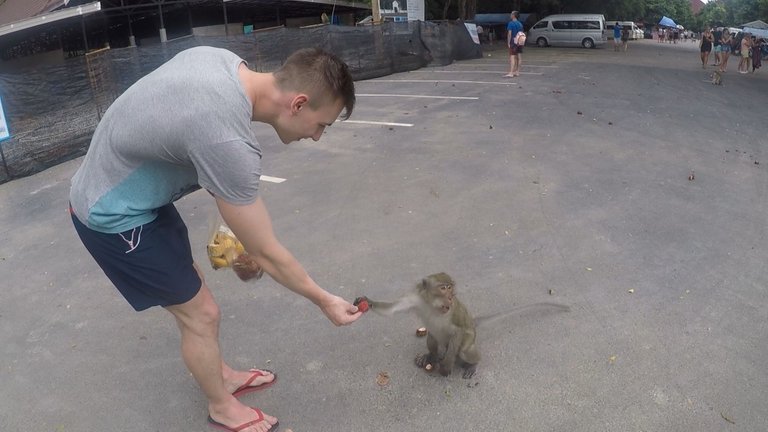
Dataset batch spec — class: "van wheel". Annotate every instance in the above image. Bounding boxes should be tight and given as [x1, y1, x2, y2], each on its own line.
[582, 38, 595, 48]
[536, 37, 548, 47]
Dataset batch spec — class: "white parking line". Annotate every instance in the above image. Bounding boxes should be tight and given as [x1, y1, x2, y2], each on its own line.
[369, 79, 516, 85]
[409, 70, 543, 76]
[357, 93, 479, 100]
[260, 175, 286, 184]
[338, 120, 414, 127]
[430, 63, 559, 68]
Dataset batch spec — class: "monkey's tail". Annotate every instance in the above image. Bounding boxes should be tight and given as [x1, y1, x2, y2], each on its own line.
[474, 302, 570, 327]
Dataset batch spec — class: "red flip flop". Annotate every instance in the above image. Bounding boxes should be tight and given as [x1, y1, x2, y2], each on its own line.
[232, 369, 277, 398]
[207, 407, 279, 432]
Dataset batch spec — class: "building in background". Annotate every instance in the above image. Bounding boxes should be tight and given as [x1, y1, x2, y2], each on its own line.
[0, 0, 369, 64]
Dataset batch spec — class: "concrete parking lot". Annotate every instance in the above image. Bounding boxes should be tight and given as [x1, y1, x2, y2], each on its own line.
[1, 38, 767, 431]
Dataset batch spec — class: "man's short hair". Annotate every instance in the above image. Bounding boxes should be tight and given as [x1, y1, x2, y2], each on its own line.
[510, 10, 519, 19]
[274, 48, 356, 120]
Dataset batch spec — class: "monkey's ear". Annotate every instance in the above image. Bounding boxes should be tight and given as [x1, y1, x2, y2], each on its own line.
[419, 278, 428, 291]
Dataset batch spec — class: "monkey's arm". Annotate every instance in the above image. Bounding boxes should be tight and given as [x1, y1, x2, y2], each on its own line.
[364, 294, 421, 316]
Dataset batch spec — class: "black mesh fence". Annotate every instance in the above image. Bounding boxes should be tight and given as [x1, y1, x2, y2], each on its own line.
[0, 21, 481, 184]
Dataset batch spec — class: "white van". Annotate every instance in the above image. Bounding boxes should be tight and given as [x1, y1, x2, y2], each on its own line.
[607, 21, 641, 40]
[528, 14, 607, 48]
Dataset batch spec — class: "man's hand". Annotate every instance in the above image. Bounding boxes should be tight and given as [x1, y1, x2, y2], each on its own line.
[319, 294, 363, 326]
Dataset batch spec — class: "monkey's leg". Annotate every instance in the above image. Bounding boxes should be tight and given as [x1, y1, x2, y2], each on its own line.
[437, 334, 463, 376]
[458, 345, 480, 379]
[415, 333, 439, 368]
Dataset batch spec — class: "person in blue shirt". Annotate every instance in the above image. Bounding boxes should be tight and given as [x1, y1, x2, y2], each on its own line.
[505, 11, 524, 77]
[613, 22, 622, 51]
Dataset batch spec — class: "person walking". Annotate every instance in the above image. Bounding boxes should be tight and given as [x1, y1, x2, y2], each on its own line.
[713, 26, 723, 66]
[69, 46, 361, 432]
[700, 28, 713, 68]
[505, 10, 524, 77]
[613, 22, 622, 51]
[719, 30, 732, 72]
[739, 34, 752, 73]
[751, 36, 763, 73]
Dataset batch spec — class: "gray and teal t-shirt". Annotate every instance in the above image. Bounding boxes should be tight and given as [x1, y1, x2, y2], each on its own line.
[70, 46, 261, 233]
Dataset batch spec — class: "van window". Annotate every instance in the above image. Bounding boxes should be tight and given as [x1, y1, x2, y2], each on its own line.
[552, 20, 601, 30]
[532, 21, 548, 30]
[574, 21, 600, 30]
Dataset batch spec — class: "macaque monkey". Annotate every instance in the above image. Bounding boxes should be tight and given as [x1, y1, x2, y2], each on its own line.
[363, 272, 479, 378]
[360, 272, 569, 379]
[711, 70, 723, 85]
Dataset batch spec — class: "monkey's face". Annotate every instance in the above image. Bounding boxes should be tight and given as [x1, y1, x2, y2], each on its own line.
[432, 283, 454, 314]
[420, 273, 457, 314]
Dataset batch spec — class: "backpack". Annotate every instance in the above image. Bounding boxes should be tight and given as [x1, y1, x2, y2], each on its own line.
[514, 31, 527, 46]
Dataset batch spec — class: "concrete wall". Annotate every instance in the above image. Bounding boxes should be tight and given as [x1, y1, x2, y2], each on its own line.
[192, 23, 244, 37]
[286, 16, 321, 27]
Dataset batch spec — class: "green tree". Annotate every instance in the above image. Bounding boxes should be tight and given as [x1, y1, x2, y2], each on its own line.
[644, 0, 694, 28]
[725, 0, 764, 25]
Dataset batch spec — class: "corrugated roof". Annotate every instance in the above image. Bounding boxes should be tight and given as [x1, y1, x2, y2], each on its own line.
[0, 0, 67, 26]
[0, 0, 369, 38]
[1, 0, 369, 27]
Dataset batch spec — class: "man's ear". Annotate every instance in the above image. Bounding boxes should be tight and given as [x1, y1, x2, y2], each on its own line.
[291, 94, 309, 115]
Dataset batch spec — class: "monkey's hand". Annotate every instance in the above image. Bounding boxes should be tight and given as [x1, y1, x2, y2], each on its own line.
[319, 294, 363, 326]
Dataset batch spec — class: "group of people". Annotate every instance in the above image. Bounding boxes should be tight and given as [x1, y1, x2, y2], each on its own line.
[656, 27, 689, 43]
[700, 26, 765, 74]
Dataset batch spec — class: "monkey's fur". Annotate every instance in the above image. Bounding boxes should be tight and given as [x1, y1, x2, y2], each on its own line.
[711, 71, 723, 85]
[364, 272, 569, 379]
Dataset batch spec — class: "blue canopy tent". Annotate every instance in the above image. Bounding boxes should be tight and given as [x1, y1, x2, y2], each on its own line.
[659, 16, 677, 28]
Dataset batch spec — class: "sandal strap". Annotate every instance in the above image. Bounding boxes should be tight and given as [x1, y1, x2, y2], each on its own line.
[231, 408, 265, 432]
[238, 369, 271, 390]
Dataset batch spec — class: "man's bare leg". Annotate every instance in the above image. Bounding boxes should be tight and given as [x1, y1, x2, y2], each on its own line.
[514, 54, 522, 76]
[166, 282, 277, 432]
[505, 53, 515, 77]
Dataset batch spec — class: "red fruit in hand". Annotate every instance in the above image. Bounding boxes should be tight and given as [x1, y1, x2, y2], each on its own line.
[353, 297, 370, 313]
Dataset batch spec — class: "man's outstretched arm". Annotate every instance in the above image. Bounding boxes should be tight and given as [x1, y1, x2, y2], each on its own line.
[215, 195, 362, 326]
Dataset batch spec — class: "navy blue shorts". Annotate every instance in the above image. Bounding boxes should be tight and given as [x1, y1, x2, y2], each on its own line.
[71, 204, 201, 311]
